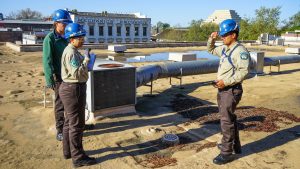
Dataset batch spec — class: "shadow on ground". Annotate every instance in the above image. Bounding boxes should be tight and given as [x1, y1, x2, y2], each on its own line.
[84, 80, 300, 165]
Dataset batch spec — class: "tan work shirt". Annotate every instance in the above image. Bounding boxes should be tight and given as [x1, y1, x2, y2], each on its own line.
[207, 37, 250, 87]
[61, 44, 88, 83]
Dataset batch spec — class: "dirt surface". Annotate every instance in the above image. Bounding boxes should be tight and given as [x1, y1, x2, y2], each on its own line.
[0, 44, 300, 169]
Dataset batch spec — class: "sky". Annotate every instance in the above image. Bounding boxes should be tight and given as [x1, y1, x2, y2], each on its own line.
[1, 0, 299, 27]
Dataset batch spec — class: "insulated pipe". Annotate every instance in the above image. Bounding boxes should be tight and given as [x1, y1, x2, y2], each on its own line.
[136, 64, 164, 87]
[162, 59, 220, 77]
[136, 59, 219, 87]
[136, 55, 300, 87]
[264, 55, 300, 66]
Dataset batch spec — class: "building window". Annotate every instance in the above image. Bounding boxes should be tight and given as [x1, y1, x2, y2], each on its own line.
[89, 25, 94, 36]
[108, 26, 113, 36]
[135, 27, 139, 36]
[117, 26, 121, 36]
[126, 27, 130, 36]
[143, 27, 147, 36]
[99, 26, 104, 36]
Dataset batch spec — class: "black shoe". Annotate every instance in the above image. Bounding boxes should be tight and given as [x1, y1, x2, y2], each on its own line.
[213, 154, 235, 165]
[73, 156, 97, 168]
[56, 133, 63, 141]
[217, 144, 242, 154]
[63, 155, 71, 160]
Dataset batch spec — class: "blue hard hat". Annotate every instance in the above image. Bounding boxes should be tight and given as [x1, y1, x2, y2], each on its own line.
[219, 19, 239, 36]
[52, 9, 72, 24]
[64, 23, 86, 39]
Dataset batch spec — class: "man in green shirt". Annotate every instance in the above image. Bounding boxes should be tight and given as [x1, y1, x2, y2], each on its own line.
[207, 19, 250, 165]
[42, 9, 72, 141]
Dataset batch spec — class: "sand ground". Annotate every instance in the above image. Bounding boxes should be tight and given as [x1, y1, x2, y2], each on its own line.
[0, 44, 299, 169]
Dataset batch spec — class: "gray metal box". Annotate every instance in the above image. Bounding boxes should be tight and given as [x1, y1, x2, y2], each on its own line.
[250, 52, 265, 74]
[168, 53, 196, 62]
[86, 59, 136, 121]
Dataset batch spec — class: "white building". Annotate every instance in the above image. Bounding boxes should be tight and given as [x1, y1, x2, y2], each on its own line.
[22, 31, 49, 44]
[281, 31, 300, 46]
[69, 11, 151, 43]
[204, 10, 241, 25]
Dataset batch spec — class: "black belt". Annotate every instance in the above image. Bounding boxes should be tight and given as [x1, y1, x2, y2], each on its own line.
[219, 83, 242, 91]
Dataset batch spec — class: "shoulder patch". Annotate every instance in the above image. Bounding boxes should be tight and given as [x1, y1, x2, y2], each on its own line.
[240, 52, 249, 60]
[70, 56, 80, 68]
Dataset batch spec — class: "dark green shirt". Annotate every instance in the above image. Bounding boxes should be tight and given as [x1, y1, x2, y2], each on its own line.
[42, 30, 68, 86]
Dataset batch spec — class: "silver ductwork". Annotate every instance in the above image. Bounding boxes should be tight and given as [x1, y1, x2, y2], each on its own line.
[136, 54, 300, 87]
[264, 55, 300, 66]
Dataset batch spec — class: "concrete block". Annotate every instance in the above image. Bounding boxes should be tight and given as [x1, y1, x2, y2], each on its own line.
[285, 48, 300, 54]
[168, 53, 196, 62]
[108, 45, 127, 53]
[6, 42, 21, 52]
[275, 38, 284, 46]
[250, 52, 265, 74]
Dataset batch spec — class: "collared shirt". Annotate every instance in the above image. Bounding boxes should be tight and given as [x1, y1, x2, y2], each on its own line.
[207, 37, 250, 86]
[61, 44, 89, 83]
[53, 30, 64, 39]
[42, 30, 68, 86]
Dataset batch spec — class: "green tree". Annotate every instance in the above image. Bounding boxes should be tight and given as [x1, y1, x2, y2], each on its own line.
[239, 6, 282, 40]
[71, 9, 78, 13]
[190, 19, 203, 26]
[162, 23, 170, 30]
[281, 11, 300, 32]
[156, 28, 187, 41]
[156, 21, 171, 33]
[239, 18, 260, 40]
[253, 6, 281, 35]
[185, 22, 202, 41]
[185, 22, 218, 41]
[289, 11, 300, 28]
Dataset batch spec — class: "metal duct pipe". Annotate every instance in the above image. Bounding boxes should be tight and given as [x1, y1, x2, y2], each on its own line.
[264, 55, 300, 66]
[136, 59, 219, 87]
[136, 55, 300, 87]
[136, 64, 164, 87]
[162, 59, 220, 77]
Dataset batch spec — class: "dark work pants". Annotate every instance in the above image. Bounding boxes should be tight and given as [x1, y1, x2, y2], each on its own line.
[217, 84, 243, 155]
[59, 82, 87, 162]
[54, 81, 64, 133]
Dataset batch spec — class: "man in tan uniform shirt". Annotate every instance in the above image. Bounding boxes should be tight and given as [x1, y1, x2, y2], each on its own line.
[207, 19, 250, 165]
[59, 23, 97, 168]
[61, 44, 89, 83]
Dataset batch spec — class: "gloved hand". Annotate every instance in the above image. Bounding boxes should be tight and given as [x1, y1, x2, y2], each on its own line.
[84, 48, 91, 63]
[46, 84, 55, 90]
[84, 48, 91, 58]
